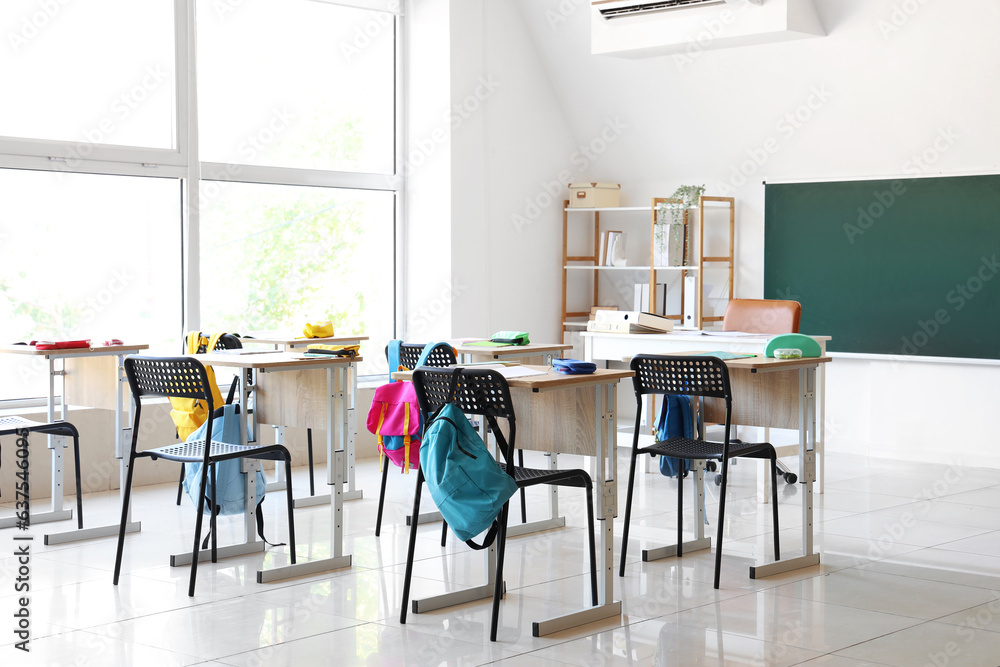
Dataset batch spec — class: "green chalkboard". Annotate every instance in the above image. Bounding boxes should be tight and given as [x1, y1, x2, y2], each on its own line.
[764, 175, 1000, 359]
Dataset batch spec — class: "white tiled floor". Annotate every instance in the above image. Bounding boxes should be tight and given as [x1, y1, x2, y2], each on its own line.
[3, 446, 1000, 666]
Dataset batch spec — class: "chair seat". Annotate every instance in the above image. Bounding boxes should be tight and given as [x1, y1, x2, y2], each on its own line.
[0, 416, 78, 438]
[500, 462, 592, 489]
[640, 436, 775, 461]
[143, 439, 287, 463]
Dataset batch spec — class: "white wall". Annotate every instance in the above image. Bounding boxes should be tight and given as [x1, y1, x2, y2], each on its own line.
[434, 0, 1000, 466]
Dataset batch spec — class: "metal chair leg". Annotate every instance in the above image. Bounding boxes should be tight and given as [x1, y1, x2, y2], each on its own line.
[618, 446, 640, 577]
[677, 462, 684, 558]
[518, 450, 527, 524]
[400, 469, 425, 624]
[714, 457, 730, 590]
[306, 428, 316, 496]
[771, 454, 780, 560]
[490, 505, 511, 642]
[585, 480, 598, 606]
[71, 432, 83, 529]
[375, 460, 390, 537]
[176, 464, 185, 506]
[189, 461, 211, 597]
[210, 464, 218, 563]
[285, 457, 297, 564]
[113, 452, 138, 586]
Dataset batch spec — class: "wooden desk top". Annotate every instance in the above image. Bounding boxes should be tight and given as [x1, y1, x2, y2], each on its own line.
[715, 354, 832, 372]
[195, 350, 363, 370]
[451, 342, 573, 357]
[393, 365, 633, 391]
[0, 343, 149, 357]
[238, 333, 368, 346]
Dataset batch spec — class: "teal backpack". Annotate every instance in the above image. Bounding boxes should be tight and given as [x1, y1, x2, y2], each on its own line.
[419, 376, 518, 548]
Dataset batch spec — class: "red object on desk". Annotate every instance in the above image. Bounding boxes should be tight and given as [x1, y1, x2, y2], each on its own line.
[33, 339, 92, 350]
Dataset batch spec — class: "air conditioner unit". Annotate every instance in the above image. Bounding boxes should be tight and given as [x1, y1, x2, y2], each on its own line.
[595, 0, 762, 20]
[592, 0, 822, 58]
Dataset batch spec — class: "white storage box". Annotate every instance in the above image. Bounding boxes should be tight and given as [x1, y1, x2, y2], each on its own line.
[568, 182, 620, 208]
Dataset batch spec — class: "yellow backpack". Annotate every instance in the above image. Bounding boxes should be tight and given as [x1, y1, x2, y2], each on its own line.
[169, 332, 228, 441]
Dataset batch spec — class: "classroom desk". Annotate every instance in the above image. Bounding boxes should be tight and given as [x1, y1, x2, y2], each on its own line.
[395, 365, 633, 637]
[238, 333, 368, 504]
[451, 341, 572, 366]
[643, 353, 830, 581]
[0, 343, 147, 545]
[168, 350, 359, 583]
[583, 331, 831, 493]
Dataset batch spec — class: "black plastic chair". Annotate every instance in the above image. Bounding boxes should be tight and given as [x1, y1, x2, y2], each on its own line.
[374, 342, 457, 537]
[400, 367, 598, 642]
[618, 354, 780, 589]
[1, 417, 83, 528]
[173, 334, 319, 504]
[115, 356, 296, 597]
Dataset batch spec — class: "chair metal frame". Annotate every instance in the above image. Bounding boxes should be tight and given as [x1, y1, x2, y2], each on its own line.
[399, 366, 598, 642]
[1, 417, 83, 529]
[618, 354, 780, 589]
[114, 355, 296, 597]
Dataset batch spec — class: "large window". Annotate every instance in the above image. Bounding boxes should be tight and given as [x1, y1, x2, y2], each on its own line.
[0, 170, 182, 399]
[199, 183, 394, 375]
[0, 0, 176, 148]
[196, 0, 395, 173]
[0, 0, 402, 401]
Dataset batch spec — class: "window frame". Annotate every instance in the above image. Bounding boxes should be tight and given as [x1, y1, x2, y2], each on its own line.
[0, 0, 406, 402]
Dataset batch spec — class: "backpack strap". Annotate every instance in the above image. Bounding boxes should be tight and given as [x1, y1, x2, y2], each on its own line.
[465, 521, 501, 550]
[416, 341, 456, 368]
[387, 339, 403, 382]
[375, 403, 388, 472]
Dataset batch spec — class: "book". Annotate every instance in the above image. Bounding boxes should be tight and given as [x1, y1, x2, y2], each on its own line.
[595, 309, 674, 332]
[589, 310, 675, 333]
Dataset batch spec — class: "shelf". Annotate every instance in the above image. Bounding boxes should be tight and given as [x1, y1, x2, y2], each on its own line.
[564, 206, 651, 213]
[563, 265, 699, 271]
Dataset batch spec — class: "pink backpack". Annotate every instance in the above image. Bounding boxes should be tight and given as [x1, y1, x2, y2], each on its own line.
[366, 381, 421, 472]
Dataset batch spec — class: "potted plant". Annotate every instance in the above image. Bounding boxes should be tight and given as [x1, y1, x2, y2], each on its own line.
[655, 184, 705, 266]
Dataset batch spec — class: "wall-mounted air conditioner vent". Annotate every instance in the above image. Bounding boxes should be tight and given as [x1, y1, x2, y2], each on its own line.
[596, 0, 762, 20]
[592, 0, 820, 58]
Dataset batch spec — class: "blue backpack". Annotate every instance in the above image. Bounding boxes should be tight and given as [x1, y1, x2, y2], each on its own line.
[183, 404, 281, 546]
[656, 395, 693, 478]
[420, 387, 518, 548]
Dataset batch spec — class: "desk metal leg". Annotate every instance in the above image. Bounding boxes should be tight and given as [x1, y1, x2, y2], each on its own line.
[343, 363, 362, 501]
[46, 354, 141, 544]
[257, 366, 353, 582]
[533, 381, 621, 637]
[642, 460, 712, 562]
[750, 367, 821, 579]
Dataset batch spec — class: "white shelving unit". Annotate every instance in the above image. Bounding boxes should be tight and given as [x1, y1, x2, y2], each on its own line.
[560, 196, 735, 337]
